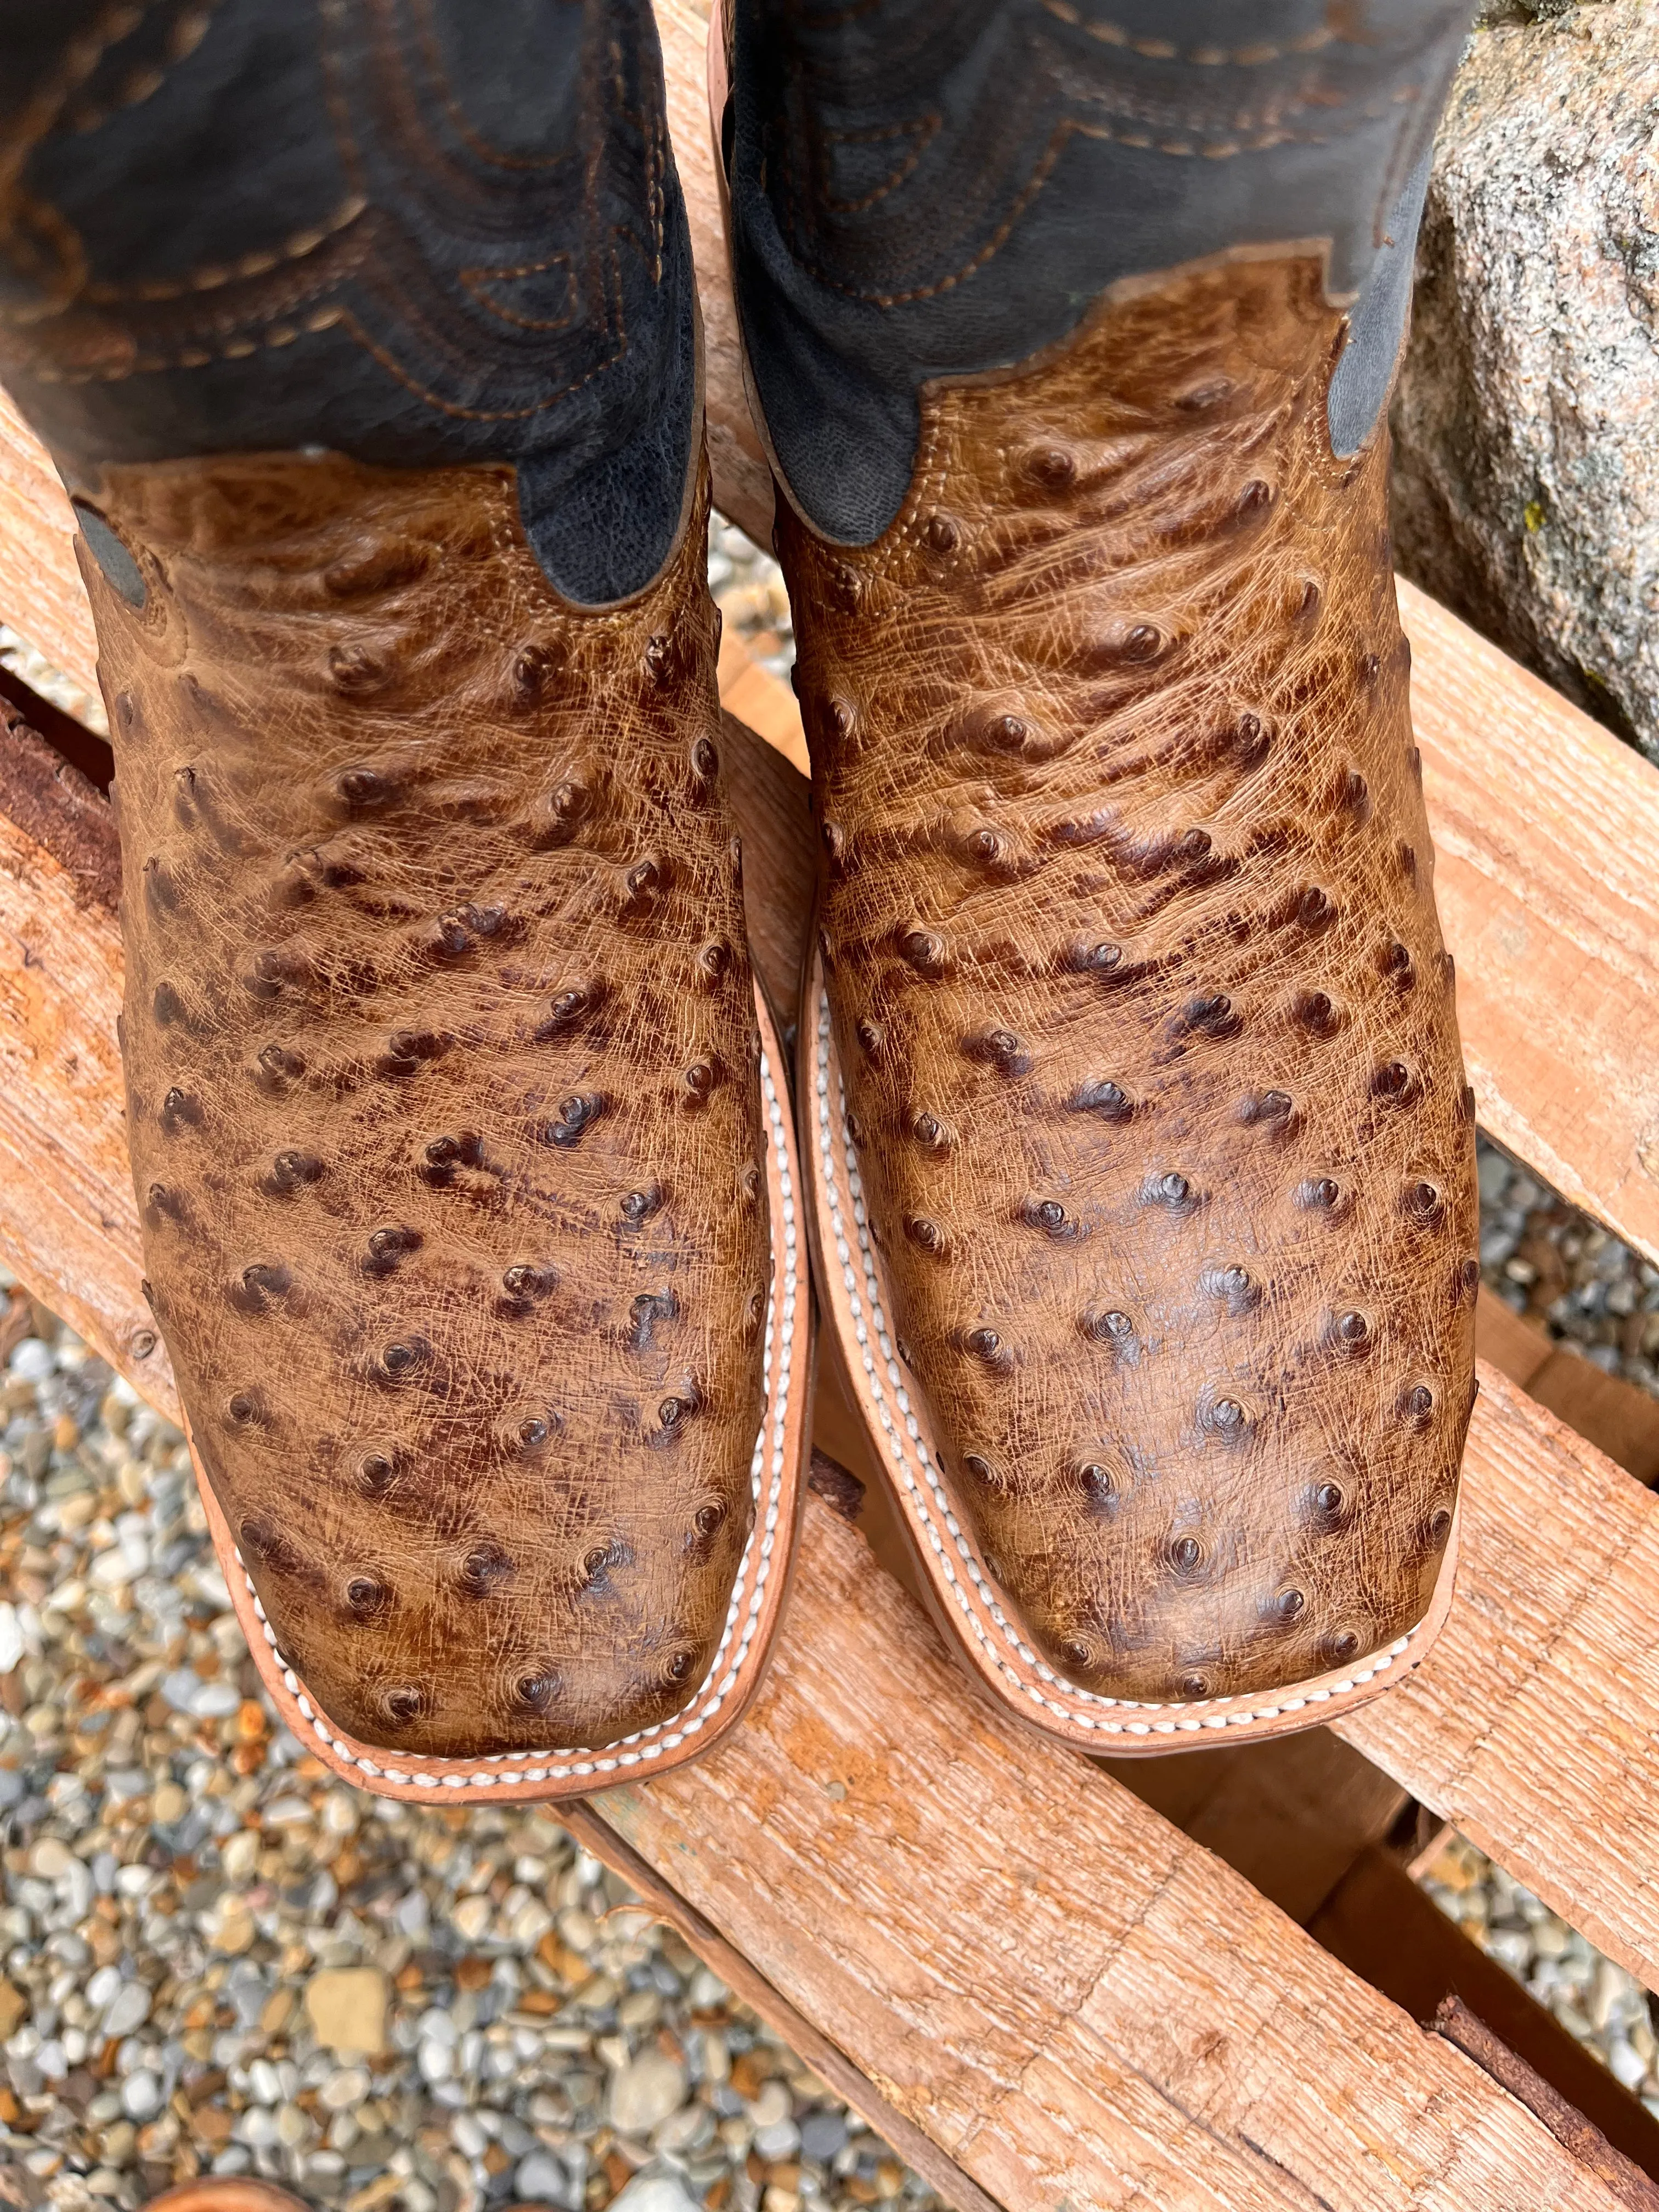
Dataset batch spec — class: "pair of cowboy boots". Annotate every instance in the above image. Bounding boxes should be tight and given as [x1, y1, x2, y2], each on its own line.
[0, 0, 1478, 1796]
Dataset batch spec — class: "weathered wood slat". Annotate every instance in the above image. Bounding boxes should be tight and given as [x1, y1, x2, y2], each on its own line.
[1338, 1367, 1659, 1993]
[1308, 1849, 1659, 2187]
[1401, 580, 1659, 1270]
[0, 780, 172, 1408]
[591, 1493, 1623, 2212]
[0, 385, 94, 699]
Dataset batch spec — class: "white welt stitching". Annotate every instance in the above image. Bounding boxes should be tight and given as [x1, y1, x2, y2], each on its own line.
[247, 1045, 798, 1790]
[811, 990, 1432, 1737]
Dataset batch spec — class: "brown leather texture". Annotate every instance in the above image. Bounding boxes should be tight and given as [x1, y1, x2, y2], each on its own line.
[781, 252, 1479, 1705]
[83, 447, 770, 1757]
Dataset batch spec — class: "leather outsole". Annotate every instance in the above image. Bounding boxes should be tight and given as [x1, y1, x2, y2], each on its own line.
[198, 975, 809, 1805]
[802, 958, 1457, 1753]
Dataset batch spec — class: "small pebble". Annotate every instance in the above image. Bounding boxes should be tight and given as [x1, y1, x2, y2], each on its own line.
[515, 2151, 571, 2202]
[802, 2109, 850, 2161]
[120, 2070, 161, 2121]
[102, 1980, 151, 2038]
[607, 2047, 688, 2135]
[608, 2175, 704, 2212]
[319, 2066, 370, 2112]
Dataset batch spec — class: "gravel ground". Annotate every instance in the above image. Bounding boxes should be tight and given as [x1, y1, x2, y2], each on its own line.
[1477, 1134, 1659, 1401]
[1, 544, 1656, 2208]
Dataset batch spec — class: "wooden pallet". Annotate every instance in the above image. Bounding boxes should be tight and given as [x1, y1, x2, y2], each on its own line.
[5, 4, 1659, 2205]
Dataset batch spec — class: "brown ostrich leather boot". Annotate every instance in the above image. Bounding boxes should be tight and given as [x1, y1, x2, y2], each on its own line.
[721, 0, 1480, 1750]
[88, 445, 807, 1799]
[1, 0, 809, 1802]
[790, 261, 1478, 1747]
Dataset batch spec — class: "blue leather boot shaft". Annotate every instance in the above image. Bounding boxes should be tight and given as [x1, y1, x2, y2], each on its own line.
[0, 0, 697, 605]
[725, 0, 1473, 540]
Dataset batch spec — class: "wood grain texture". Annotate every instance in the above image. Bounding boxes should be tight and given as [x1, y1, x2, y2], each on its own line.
[0, 798, 175, 1413]
[1476, 1291, 1659, 1487]
[1103, 1723, 1409, 1926]
[0, 383, 95, 698]
[5, 629, 1659, 2005]
[591, 1494, 1623, 2212]
[1401, 577, 1659, 1271]
[1310, 1850, 1659, 2185]
[1433, 1997, 1659, 2212]
[0, 704, 119, 910]
[1338, 1359, 1659, 1994]
[814, 1198, 1659, 1998]
[718, 708, 814, 1019]
[656, 0, 776, 556]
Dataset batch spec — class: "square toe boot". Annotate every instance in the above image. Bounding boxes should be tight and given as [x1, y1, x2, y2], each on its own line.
[789, 255, 1478, 1748]
[78, 442, 808, 1801]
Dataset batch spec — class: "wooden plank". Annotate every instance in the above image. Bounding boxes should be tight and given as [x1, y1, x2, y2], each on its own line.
[1477, 1291, 1659, 1487]
[1102, 1727, 1410, 1928]
[0, 702, 119, 910]
[656, 0, 776, 558]
[0, 662, 112, 793]
[716, 704, 813, 1026]
[1338, 1365, 1659, 1995]
[1522, 1353, 1659, 1489]
[0, 0, 1655, 2159]
[0, 744, 173, 1410]
[0, 385, 94, 701]
[1402, 578, 1659, 1273]
[588, 1493, 1626, 2212]
[718, 627, 809, 777]
[1434, 1999, 1659, 2212]
[1479, 1293, 1558, 1395]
